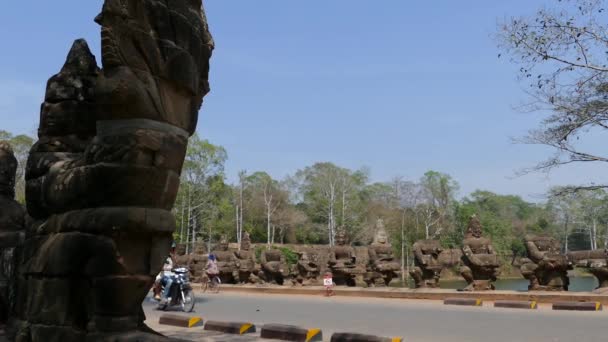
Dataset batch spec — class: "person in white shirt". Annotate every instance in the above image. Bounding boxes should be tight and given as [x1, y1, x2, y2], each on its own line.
[154, 242, 176, 301]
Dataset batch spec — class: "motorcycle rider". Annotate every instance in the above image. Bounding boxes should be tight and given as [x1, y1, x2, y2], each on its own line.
[154, 241, 176, 301]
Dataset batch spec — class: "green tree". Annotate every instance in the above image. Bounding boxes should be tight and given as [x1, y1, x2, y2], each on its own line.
[293, 162, 368, 246]
[174, 134, 229, 252]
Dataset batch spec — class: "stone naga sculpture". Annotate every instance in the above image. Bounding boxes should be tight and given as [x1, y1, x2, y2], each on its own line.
[260, 248, 290, 285]
[11, 1, 213, 340]
[520, 234, 571, 291]
[568, 249, 608, 293]
[211, 236, 239, 284]
[0, 142, 26, 325]
[328, 228, 366, 287]
[366, 219, 400, 286]
[292, 251, 321, 286]
[234, 232, 260, 284]
[459, 215, 501, 291]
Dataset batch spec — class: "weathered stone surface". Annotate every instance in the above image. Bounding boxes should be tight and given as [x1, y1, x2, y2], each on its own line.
[459, 215, 501, 291]
[328, 228, 366, 287]
[568, 249, 608, 291]
[366, 219, 400, 287]
[409, 239, 463, 289]
[292, 251, 321, 286]
[0, 142, 26, 325]
[11, 0, 213, 340]
[234, 233, 261, 284]
[520, 234, 571, 291]
[260, 248, 290, 286]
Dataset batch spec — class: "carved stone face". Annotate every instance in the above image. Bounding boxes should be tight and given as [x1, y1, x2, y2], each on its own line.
[0, 142, 17, 197]
[465, 215, 483, 239]
[241, 233, 251, 251]
[335, 229, 348, 246]
[39, 104, 74, 136]
[217, 236, 229, 251]
[374, 228, 388, 245]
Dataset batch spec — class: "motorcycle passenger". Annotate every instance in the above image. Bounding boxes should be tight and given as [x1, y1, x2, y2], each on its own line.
[154, 242, 176, 301]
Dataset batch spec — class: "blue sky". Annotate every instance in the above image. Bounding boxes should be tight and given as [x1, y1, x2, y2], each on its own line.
[1, 1, 606, 200]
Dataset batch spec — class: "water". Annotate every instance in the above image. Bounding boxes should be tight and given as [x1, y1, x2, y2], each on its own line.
[394, 276, 599, 292]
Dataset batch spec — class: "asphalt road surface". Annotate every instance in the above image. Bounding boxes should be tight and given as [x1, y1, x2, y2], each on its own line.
[143, 292, 608, 342]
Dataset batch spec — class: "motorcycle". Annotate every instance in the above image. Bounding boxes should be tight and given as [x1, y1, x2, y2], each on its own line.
[156, 267, 196, 312]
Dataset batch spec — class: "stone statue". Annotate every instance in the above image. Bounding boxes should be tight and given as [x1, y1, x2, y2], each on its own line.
[520, 234, 571, 291]
[366, 219, 400, 286]
[0, 142, 26, 325]
[11, 1, 213, 340]
[292, 251, 321, 286]
[211, 236, 239, 284]
[234, 232, 260, 284]
[328, 228, 366, 287]
[260, 248, 289, 285]
[410, 239, 444, 288]
[459, 215, 501, 291]
[568, 249, 608, 293]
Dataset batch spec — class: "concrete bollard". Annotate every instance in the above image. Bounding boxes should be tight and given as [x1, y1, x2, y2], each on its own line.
[158, 314, 204, 328]
[552, 302, 602, 311]
[331, 332, 403, 342]
[261, 324, 323, 342]
[444, 298, 482, 306]
[494, 300, 537, 310]
[204, 321, 256, 335]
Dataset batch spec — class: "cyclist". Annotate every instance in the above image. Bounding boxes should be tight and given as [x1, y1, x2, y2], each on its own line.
[206, 254, 219, 281]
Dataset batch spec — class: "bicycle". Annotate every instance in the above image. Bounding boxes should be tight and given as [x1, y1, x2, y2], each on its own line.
[202, 274, 221, 293]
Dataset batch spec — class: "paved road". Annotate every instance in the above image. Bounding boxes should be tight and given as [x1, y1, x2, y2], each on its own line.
[144, 292, 608, 342]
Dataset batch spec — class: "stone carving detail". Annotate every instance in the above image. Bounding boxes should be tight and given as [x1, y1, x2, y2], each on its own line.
[459, 215, 501, 291]
[568, 249, 608, 293]
[11, 1, 213, 340]
[520, 234, 571, 291]
[211, 236, 239, 284]
[0, 142, 26, 325]
[328, 228, 366, 287]
[366, 219, 400, 286]
[292, 251, 321, 286]
[235, 232, 260, 284]
[260, 248, 290, 285]
[409, 239, 463, 288]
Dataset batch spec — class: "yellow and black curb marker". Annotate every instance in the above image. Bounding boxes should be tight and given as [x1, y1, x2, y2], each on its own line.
[552, 301, 603, 311]
[494, 300, 538, 310]
[204, 321, 256, 335]
[330, 332, 403, 342]
[261, 324, 323, 342]
[158, 314, 204, 328]
[443, 298, 483, 306]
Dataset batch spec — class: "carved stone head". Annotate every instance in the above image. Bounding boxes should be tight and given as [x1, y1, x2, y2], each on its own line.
[373, 219, 389, 245]
[525, 234, 560, 253]
[465, 215, 483, 239]
[335, 228, 348, 246]
[94, 0, 214, 134]
[0, 141, 17, 198]
[241, 232, 251, 251]
[216, 235, 229, 251]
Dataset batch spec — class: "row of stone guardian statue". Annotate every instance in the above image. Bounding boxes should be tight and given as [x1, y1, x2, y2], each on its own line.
[412, 215, 608, 292]
[198, 220, 401, 288]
